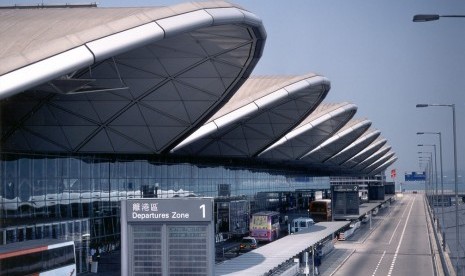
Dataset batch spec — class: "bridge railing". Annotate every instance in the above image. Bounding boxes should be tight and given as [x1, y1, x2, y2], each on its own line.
[424, 194, 455, 276]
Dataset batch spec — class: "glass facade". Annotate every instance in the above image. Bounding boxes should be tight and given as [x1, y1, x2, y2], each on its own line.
[0, 153, 329, 273]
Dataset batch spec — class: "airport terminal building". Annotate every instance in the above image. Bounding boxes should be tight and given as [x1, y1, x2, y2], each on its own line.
[0, 2, 397, 273]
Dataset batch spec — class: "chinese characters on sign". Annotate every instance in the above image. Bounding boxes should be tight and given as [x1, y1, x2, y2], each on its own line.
[121, 198, 214, 276]
[126, 198, 212, 222]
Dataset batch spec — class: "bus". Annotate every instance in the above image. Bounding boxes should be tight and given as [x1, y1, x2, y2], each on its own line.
[0, 239, 76, 276]
[249, 211, 280, 242]
[309, 199, 332, 222]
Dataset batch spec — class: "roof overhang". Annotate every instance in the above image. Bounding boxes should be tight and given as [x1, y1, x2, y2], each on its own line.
[300, 119, 371, 162]
[353, 146, 392, 171]
[369, 156, 398, 176]
[325, 128, 381, 165]
[342, 138, 387, 168]
[171, 74, 330, 156]
[0, 2, 267, 154]
[258, 102, 357, 160]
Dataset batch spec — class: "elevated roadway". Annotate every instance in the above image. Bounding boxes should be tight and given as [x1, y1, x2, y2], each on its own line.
[330, 193, 437, 276]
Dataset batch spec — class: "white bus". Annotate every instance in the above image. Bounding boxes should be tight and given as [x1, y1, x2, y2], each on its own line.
[0, 239, 76, 276]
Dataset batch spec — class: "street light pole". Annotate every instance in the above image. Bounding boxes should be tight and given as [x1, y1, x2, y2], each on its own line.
[419, 152, 433, 206]
[419, 160, 429, 193]
[419, 144, 438, 216]
[416, 103, 459, 272]
[418, 131, 445, 249]
[413, 7, 464, 268]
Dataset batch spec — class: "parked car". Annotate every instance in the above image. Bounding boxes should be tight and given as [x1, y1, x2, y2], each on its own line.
[239, 237, 258, 251]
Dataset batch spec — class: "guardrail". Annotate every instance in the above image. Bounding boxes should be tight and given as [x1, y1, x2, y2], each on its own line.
[425, 195, 455, 276]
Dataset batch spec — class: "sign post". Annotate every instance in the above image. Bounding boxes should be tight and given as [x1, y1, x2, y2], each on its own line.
[121, 198, 214, 276]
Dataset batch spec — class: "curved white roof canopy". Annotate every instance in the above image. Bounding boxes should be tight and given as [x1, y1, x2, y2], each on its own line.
[353, 145, 391, 171]
[300, 119, 371, 162]
[362, 151, 396, 174]
[369, 156, 398, 176]
[325, 128, 381, 166]
[342, 137, 387, 168]
[258, 102, 357, 160]
[171, 74, 330, 156]
[0, 2, 266, 154]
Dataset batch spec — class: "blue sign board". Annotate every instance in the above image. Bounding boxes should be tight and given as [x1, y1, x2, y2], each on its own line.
[404, 171, 426, 181]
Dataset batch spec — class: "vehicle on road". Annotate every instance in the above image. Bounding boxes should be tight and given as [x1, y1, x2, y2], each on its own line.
[249, 211, 280, 242]
[291, 217, 315, 233]
[239, 237, 258, 251]
[309, 199, 332, 222]
[0, 239, 76, 276]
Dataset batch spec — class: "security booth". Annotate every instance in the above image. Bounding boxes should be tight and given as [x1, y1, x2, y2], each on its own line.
[121, 198, 214, 276]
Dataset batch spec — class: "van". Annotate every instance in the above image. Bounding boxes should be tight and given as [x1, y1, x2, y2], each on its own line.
[291, 217, 315, 233]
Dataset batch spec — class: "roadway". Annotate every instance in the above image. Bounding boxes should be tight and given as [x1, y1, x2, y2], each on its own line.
[330, 193, 435, 276]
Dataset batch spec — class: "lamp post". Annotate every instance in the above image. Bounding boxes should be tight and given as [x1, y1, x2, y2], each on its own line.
[417, 103, 459, 272]
[418, 131, 444, 246]
[419, 153, 433, 204]
[419, 144, 438, 211]
[418, 161, 428, 194]
[413, 14, 465, 22]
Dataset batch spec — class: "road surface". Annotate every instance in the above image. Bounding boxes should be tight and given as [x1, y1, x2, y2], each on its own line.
[332, 194, 435, 276]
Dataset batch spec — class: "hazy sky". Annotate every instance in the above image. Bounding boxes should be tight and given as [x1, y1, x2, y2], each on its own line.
[234, 0, 465, 183]
[6, 0, 465, 182]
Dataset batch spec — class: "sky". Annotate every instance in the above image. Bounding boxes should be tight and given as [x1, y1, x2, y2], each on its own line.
[4, 0, 465, 183]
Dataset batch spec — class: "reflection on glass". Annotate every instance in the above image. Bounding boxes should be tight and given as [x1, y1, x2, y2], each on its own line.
[1, 154, 330, 272]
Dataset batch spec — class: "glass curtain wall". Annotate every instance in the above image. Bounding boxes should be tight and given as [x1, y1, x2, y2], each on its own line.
[1, 154, 329, 272]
